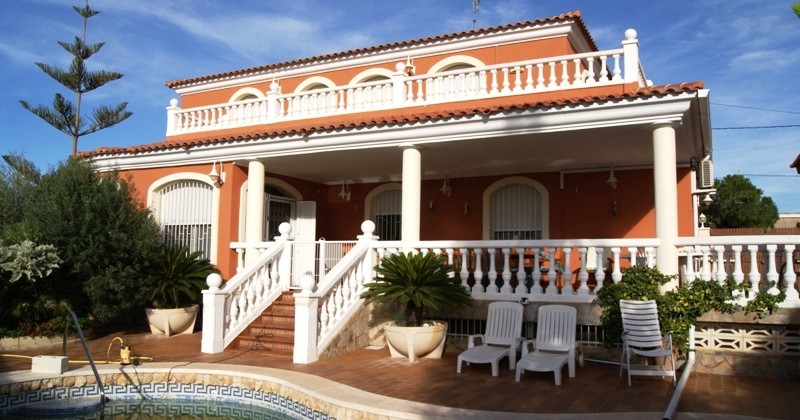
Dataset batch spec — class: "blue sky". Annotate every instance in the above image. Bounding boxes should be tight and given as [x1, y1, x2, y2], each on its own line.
[1, 0, 799, 212]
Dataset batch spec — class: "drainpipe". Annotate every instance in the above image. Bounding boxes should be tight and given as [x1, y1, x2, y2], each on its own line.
[662, 324, 695, 420]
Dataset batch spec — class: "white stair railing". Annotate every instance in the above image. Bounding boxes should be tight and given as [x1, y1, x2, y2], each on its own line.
[201, 223, 293, 354]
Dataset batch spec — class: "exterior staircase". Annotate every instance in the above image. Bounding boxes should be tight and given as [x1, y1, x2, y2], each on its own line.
[233, 291, 296, 356]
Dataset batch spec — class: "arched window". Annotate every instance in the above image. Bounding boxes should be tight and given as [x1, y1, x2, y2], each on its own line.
[483, 177, 548, 240]
[367, 185, 402, 241]
[154, 180, 214, 258]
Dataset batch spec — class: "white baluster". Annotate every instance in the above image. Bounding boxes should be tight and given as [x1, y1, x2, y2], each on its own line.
[561, 247, 572, 294]
[747, 245, 760, 297]
[500, 69, 510, 93]
[460, 248, 470, 292]
[536, 63, 545, 89]
[474, 250, 484, 294]
[699, 246, 712, 281]
[599, 55, 609, 80]
[714, 245, 728, 284]
[683, 246, 697, 283]
[486, 248, 498, 294]
[585, 57, 596, 84]
[532, 247, 543, 294]
[545, 247, 558, 295]
[611, 247, 622, 283]
[524, 64, 533, 91]
[782, 244, 798, 304]
[593, 247, 606, 294]
[515, 247, 527, 294]
[572, 58, 582, 84]
[501, 248, 512, 293]
[766, 244, 779, 294]
[319, 296, 330, 337]
[577, 247, 589, 295]
[731, 245, 744, 284]
[611, 54, 622, 80]
[547, 62, 557, 87]
[559, 60, 569, 87]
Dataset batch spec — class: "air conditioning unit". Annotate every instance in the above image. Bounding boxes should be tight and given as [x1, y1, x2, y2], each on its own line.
[698, 160, 714, 189]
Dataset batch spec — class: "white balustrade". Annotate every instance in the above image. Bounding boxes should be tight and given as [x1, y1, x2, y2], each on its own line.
[167, 40, 636, 136]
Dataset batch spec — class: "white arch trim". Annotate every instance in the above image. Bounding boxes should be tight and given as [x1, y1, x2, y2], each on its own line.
[147, 172, 221, 264]
[294, 76, 336, 93]
[481, 176, 550, 240]
[364, 183, 402, 221]
[428, 55, 486, 74]
[348, 67, 394, 85]
[227, 87, 265, 102]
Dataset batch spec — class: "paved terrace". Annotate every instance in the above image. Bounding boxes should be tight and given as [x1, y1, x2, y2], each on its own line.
[0, 330, 796, 419]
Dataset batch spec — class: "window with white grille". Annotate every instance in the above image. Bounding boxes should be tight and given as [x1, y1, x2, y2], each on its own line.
[490, 184, 542, 240]
[371, 189, 402, 240]
[156, 180, 213, 258]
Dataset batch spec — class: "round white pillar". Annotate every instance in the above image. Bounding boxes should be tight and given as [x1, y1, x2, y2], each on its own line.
[401, 145, 421, 242]
[245, 160, 265, 265]
[652, 122, 679, 288]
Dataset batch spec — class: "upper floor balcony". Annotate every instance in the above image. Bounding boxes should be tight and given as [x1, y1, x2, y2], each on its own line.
[166, 30, 646, 137]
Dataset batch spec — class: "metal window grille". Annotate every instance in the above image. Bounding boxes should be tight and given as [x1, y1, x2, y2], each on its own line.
[263, 193, 294, 241]
[491, 184, 542, 240]
[372, 190, 402, 240]
[157, 180, 213, 258]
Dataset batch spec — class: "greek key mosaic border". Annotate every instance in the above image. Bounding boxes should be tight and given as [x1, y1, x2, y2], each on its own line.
[0, 382, 332, 419]
[695, 324, 800, 354]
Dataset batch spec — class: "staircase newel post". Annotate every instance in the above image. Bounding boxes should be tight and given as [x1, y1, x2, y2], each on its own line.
[201, 273, 226, 354]
[276, 222, 293, 290]
[293, 273, 319, 364]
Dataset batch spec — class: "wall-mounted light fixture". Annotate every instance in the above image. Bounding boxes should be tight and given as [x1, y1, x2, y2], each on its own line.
[338, 182, 351, 201]
[208, 161, 225, 187]
[699, 213, 707, 228]
[606, 168, 618, 190]
[440, 178, 451, 197]
[702, 193, 713, 204]
[404, 56, 416, 76]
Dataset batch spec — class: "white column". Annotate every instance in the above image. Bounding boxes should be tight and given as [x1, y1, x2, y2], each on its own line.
[401, 145, 421, 242]
[245, 159, 265, 265]
[165, 98, 180, 136]
[621, 29, 640, 84]
[652, 122, 679, 289]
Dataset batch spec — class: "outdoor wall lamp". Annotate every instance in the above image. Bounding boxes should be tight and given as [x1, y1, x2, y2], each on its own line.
[404, 56, 416, 76]
[208, 161, 225, 187]
[338, 182, 351, 201]
[440, 178, 451, 197]
[606, 168, 618, 190]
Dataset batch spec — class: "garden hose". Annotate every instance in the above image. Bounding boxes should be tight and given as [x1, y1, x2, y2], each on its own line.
[0, 336, 154, 366]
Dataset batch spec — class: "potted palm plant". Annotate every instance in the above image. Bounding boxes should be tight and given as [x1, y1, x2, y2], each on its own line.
[360, 251, 472, 362]
[144, 246, 218, 337]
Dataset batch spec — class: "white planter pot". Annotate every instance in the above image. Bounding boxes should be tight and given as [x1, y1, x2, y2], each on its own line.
[145, 305, 199, 337]
[383, 321, 448, 363]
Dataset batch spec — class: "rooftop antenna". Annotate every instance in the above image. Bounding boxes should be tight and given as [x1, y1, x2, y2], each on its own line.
[472, 0, 480, 30]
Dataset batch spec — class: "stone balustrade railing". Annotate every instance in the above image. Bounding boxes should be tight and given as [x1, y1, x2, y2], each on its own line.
[166, 31, 643, 136]
[201, 225, 293, 354]
[201, 220, 800, 360]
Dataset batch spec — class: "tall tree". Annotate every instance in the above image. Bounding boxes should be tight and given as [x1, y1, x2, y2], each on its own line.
[701, 174, 779, 228]
[19, 1, 131, 156]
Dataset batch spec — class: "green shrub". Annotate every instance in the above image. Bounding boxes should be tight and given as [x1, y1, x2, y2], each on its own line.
[596, 265, 785, 354]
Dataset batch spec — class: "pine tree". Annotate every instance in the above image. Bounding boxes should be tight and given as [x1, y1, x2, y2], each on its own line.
[19, 1, 131, 157]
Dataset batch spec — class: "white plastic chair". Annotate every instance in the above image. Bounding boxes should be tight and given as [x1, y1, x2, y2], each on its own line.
[457, 301, 524, 376]
[515, 304, 577, 385]
[619, 300, 676, 386]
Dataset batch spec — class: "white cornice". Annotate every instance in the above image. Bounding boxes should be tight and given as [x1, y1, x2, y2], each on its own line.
[91, 92, 697, 172]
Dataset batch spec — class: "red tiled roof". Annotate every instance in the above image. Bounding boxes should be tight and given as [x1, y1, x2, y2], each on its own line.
[165, 11, 594, 90]
[83, 81, 704, 159]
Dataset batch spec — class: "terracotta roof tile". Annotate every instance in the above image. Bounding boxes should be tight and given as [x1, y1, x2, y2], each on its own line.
[165, 11, 594, 90]
[83, 81, 704, 159]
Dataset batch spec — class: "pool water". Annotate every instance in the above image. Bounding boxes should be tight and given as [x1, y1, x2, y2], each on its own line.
[6, 398, 294, 419]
